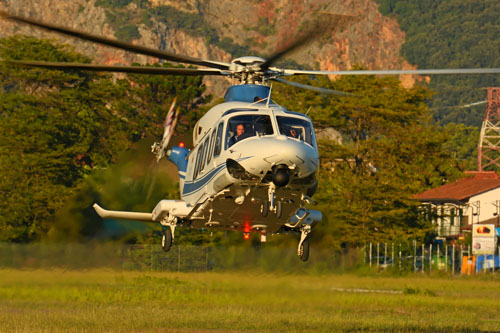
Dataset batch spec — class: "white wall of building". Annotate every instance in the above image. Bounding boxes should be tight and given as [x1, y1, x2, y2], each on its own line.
[467, 187, 500, 225]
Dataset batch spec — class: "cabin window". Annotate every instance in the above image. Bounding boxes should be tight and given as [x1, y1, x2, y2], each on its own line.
[276, 116, 315, 146]
[193, 146, 203, 179]
[225, 114, 273, 149]
[208, 129, 216, 164]
[214, 122, 224, 157]
[200, 138, 209, 172]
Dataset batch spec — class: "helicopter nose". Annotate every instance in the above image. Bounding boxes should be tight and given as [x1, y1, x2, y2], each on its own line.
[231, 136, 318, 178]
[266, 137, 318, 176]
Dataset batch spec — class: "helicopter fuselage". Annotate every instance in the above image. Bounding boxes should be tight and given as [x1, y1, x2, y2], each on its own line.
[95, 84, 323, 260]
[172, 98, 320, 234]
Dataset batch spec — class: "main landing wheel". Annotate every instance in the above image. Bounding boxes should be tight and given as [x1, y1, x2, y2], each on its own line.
[260, 200, 269, 217]
[275, 201, 282, 218]
[298, 238, 309, 262]
[161, 228, 173, 252]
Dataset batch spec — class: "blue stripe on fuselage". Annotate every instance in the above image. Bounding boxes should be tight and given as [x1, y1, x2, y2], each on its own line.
[182, 163, 225, 196]
[182, 156, 252, 197]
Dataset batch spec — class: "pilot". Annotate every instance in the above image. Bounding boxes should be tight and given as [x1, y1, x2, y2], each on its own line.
[228, 123, 250, 147]
[288, 127, 302, 140]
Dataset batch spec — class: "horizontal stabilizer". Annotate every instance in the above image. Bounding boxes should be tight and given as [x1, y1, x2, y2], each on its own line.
[93, 203, 154, 222]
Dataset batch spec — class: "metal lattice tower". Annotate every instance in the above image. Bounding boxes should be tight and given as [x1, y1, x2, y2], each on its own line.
[478, 88, 500, 171]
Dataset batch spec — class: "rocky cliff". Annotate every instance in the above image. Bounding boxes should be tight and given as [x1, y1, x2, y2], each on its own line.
[0, 0, 416, 96]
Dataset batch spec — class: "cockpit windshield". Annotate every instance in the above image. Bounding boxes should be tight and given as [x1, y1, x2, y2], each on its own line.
[277, 116, 315, 146]
[226, 114, 274, 149]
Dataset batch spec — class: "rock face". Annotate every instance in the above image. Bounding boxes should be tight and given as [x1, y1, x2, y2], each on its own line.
[316, 127, 343, 145]
[0, 0, 415, 96]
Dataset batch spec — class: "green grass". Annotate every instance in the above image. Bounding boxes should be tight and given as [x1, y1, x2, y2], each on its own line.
[0, 269, 499, 331]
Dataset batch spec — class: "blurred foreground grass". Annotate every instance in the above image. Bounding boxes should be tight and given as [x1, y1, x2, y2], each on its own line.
[0, 269, 499, 332]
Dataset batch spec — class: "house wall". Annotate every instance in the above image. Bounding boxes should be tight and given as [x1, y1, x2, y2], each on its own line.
[467, 188, 500, 225]
[424, 203, 465, 237]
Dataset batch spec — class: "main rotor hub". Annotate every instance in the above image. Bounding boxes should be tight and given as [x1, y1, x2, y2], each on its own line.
[231, 56, 266, 67]
[230, 56, 268, 84]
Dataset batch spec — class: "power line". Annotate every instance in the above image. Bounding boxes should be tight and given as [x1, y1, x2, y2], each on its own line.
[430, 100, 486, 110]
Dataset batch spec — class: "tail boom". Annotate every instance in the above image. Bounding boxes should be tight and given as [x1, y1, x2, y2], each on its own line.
[93, 203, 154, 222]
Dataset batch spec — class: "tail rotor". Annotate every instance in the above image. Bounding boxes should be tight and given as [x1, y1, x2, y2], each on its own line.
[147, 97, 179, 199]
[151, 97, 179, 162]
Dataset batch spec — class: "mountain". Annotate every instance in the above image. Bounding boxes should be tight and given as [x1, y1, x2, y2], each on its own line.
[0, 0, 417, 96]
[376, 0, 500, 126]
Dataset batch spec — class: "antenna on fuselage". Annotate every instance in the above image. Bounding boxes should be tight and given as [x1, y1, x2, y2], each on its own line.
[266, 84, 273, 108]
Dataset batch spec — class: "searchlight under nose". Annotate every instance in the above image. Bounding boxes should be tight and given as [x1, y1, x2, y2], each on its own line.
[272, 164, 290, 187]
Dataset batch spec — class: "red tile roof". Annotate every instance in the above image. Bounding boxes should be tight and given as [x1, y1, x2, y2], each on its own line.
[414, 171, 500, 202]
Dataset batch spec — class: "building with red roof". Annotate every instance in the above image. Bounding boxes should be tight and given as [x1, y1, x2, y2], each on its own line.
[414, 171, 500, 237]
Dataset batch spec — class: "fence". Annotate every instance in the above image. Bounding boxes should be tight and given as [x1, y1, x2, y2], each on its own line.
[0, 242, 499, 274]
[0, 243, 212, 271]
[0, 242, 361, 272]
[365, 241, 500, 274]
[122, 244, 211, 271]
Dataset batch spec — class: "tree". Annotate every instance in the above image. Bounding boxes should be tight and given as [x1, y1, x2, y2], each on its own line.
[0, 36, 208, 242]
[273, 74, 463, 247]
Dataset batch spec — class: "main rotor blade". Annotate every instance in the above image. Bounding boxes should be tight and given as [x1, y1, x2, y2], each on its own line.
[260, 14, 357, 71]
[8, 60, 226, 76]
[146, 162, 160, 201]
[283, 68, 500, 76]
[0, 11, 230, 70]
[272, 77, 352, 96]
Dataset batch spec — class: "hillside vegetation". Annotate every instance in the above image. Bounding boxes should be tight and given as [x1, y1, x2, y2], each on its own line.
[376, 0, 500, 126]
[95, 0, 253, 58]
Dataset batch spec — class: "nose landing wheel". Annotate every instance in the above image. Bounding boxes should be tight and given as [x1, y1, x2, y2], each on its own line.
[260, 185, 283, 218]
[275, 200, 282, 218]
[260, 200, 269, 217]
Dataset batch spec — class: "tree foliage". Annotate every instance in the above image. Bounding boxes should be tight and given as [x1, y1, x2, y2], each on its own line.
[0, 36, 207, 242]
[376, 0, 500, 126]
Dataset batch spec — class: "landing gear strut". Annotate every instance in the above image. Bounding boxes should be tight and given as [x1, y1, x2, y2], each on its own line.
[297, 224, 311, 261]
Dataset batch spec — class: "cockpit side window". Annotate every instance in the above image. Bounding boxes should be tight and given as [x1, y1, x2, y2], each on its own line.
[276, 116, 315, 146]
[225, 114, 274, 149]
[214, 122, 224, 157]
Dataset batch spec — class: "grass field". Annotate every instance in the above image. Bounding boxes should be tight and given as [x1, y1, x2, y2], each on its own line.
[0, 269, 499, 332]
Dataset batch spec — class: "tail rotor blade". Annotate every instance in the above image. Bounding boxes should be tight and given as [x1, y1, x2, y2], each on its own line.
[151, 97, 179, 162]
[148, 97, 179, 200]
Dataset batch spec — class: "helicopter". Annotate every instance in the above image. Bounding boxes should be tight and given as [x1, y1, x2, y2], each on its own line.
[2, 11, 500, 261]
